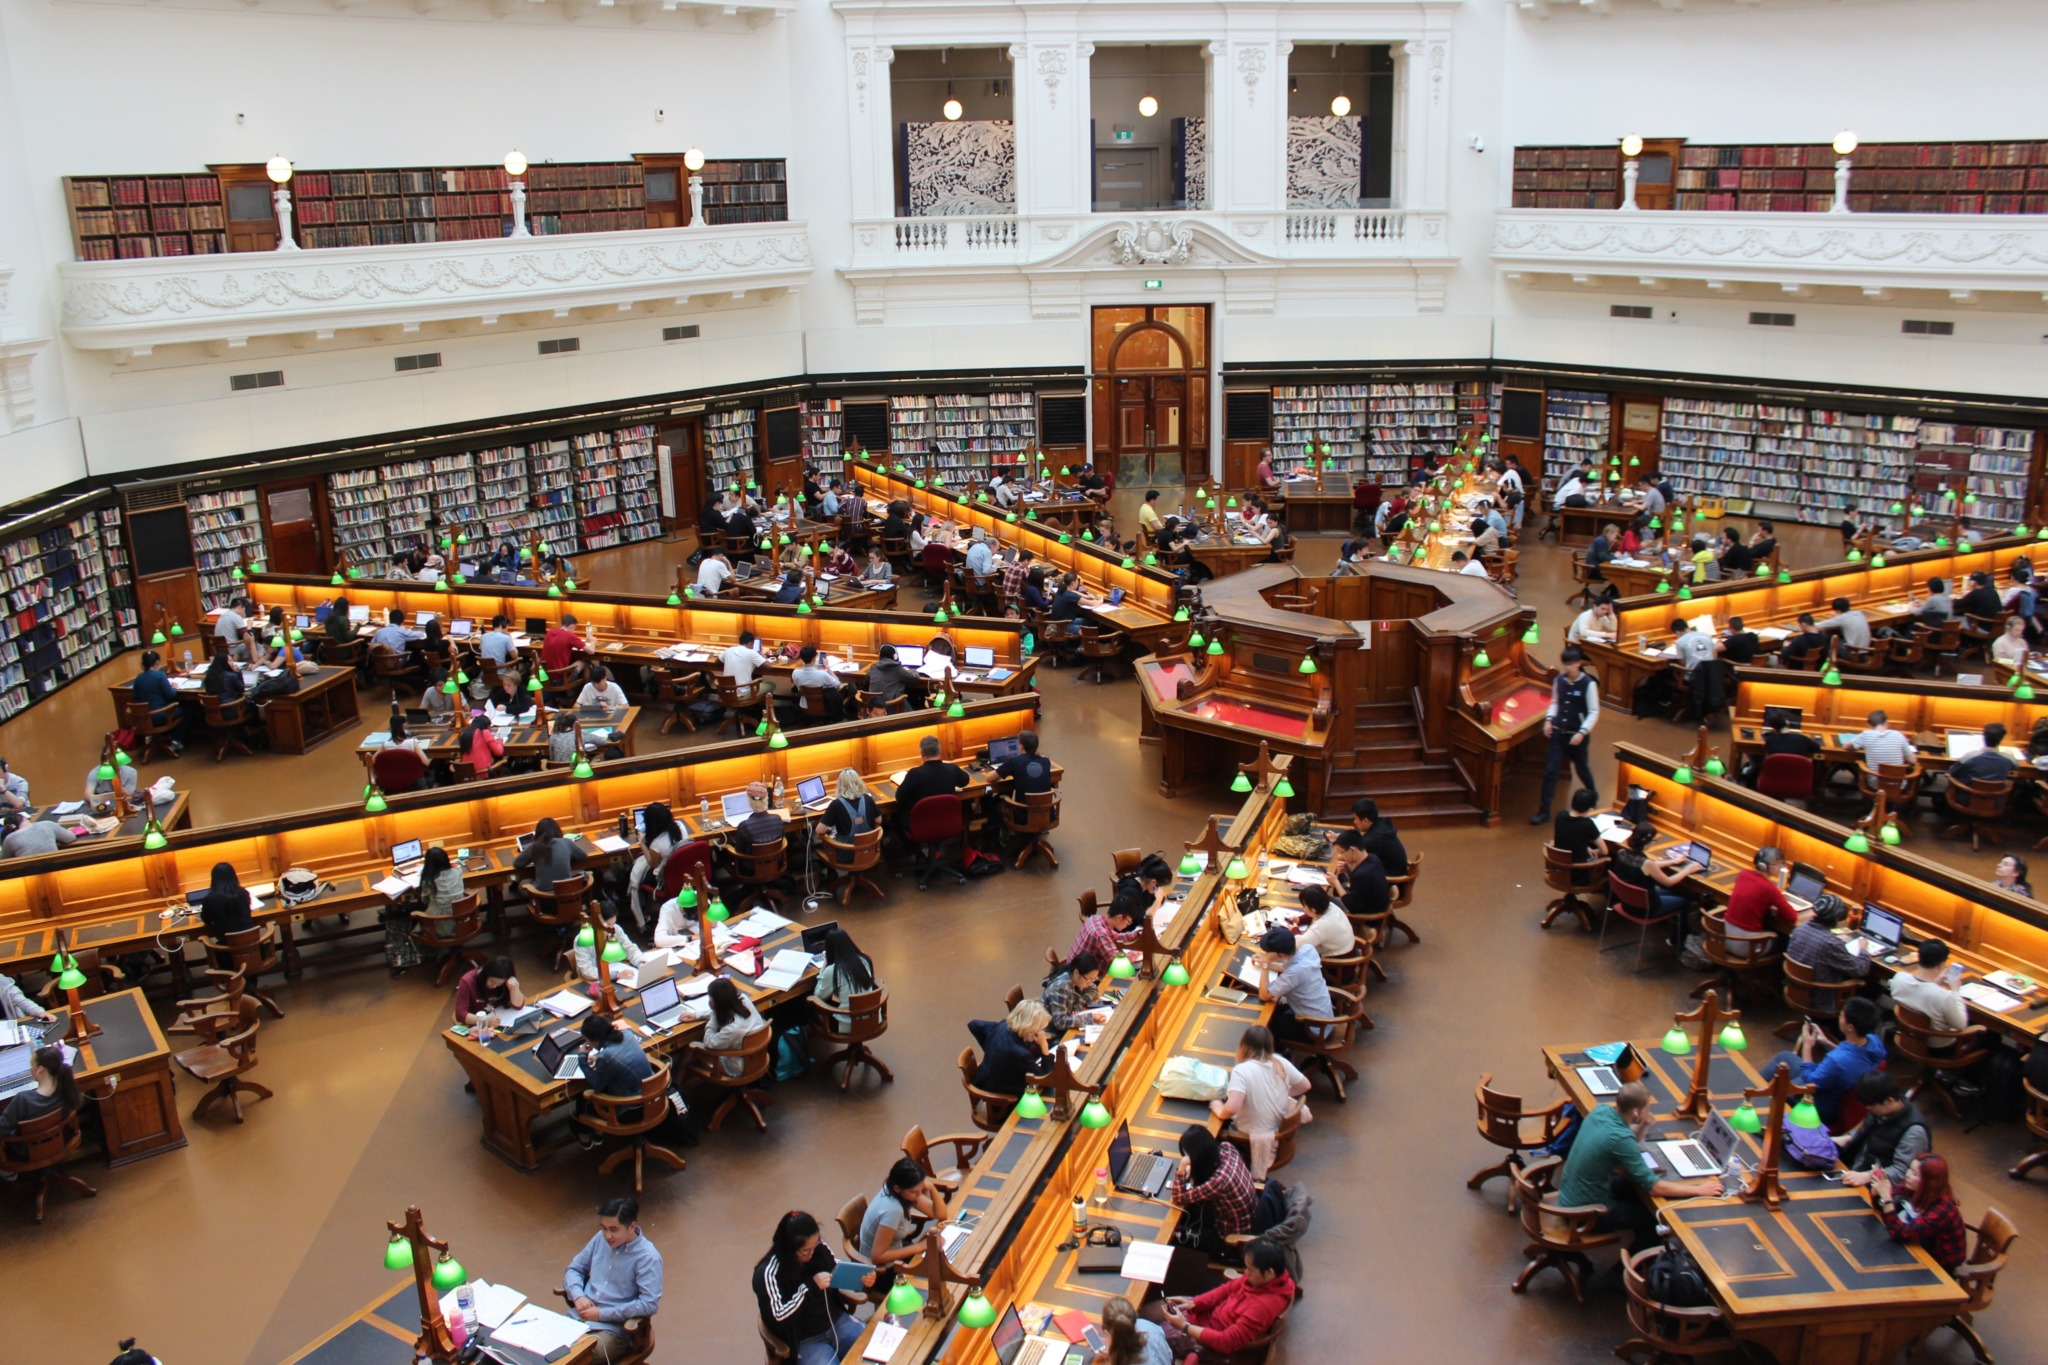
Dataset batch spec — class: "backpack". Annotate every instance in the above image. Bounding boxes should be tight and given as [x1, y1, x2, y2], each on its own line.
[1249, 1179, 1291, 1237]
[1531, 1101, 1584, 1159]
[1781, 1116, 1839, 1170]
[1979, 1043, 2026, 1124]
[771, 1025, 809, 1083]
[1645, 1242, 1712, 1308]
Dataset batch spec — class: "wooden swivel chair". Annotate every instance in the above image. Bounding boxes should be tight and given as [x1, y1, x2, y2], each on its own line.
[835, 1193, 870, 1257]
[1382, 851, 1424, 946]
[1074, 625, 1127, 685]
[817, 827, 885, 906]
[855, 688, 909, 719]
[1755, 753, 1817, 806]
[1567, 559, 1605, 609]
[902, 1124, 989, 1191]
[1468, 1074, 1573, 1203]
[551, 1288, 653, 1365]
[121, 700, 182, 764]
[1507, 1155, 1625, 1305]
[905, 795, 968, 889]
[1110, 848, 1144, 881]
[319, 636, 364, 673]
[807, 987, 893, 1091]
[171, 996, 271, 1123]
[1778, 957, 1848, 1041]
[578, 1059, 685, 1194]
[1884, 628, 1930, 676]
[1892, 1004, 1993, 1118]
[200, 925, 286, 1018]
[1957, 613, 2002, 662]
[371, 746, 429, 796]
[2010, 1081, 2048, 1181]
[1857, 761, 1922, 818]
[653, 666, 708, 735]
[1915, 1209, 2019, 1365]
[521, 873, 591, 973]
[1541, 845, 1607, 931]
[170, 967, 246, 1034]
[1615, 1247, 1733, 1363]
[758, 1318, 793, 1363]
[999, 789, 1061, 871]
[1690, 908, 1782, 1005]
[1285, 986, 1366, 1103]
[368, 643, 420, 696]
[1831, 640, 1883, 676]
[717, 677, 771, 737]
[409, 893, 484, 985]
[722, 836, 790, 911]
[793, 683, 837, 726]
[1600, 872, 1676, 974]
[685, 1028, 775, 1132]
[0, 1106, 95, 1223]
[196, 694, 258, 761]
[1941, 774, 2012, 852]
[1222, 1106, 1305, 1178]
[957, 1047, 1016, 1133]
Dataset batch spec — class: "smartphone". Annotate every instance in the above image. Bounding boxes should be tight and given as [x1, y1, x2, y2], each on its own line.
[1943, 963, 1965, 986]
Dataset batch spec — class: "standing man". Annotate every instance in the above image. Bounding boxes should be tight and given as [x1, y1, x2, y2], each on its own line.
[1530, 646, 1599, 825]
[563, 1196, 663, 1363]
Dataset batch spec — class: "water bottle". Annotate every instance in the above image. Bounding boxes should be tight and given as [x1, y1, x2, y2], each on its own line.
[773, 774, 785, 805]
[450, 1284, 473, 1348]
[1070, 1194, 1088, 1240]
[181, 648, 194, 672]
[1092, 1166, 1111, 1207]
[700, 796, 710, 824]
[618, 811, 630, 842]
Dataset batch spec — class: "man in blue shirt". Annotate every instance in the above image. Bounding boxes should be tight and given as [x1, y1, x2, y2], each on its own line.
[1761, 996, 1887, 1127]
[370, 609, 413, 658]
[1255, 927, 1331, 1046]
[565, 1195, 663, 1360]
[478, 615, 518, 668]
[964, 529, 995, 579]
[130, 651, 187, 750]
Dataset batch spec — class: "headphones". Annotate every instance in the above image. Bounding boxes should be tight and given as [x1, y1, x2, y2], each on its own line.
[1084, 1226, 1123, 1247]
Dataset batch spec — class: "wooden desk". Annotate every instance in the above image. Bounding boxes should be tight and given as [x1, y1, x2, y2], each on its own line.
[1731, 667, 2048, 770]
[65, 987, 187, 1165]
[111, 665, 362, 754]
[1612, 742, 2048, 1044]
[1273, 477, 1359, 533]
[443, 913, 819, 1171]
[678, 757, 1061, 842]
[1555, 500, 1644, 548]
[721, 559, 898, 611]
[284, 1278, 600, 1365]
[356, 706, 641, 773]
[1543, 1034, 1966, 1365]
[14, 792, 192, 854]
[1181, 532, 1273, 581]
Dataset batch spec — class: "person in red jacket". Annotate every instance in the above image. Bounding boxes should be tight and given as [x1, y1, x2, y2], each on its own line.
[1152, 1239, 1294, 1362]
[541, 614, 586, 673]
[1725, 845, 1799, 943]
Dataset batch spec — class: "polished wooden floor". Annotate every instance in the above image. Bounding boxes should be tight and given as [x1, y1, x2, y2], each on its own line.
[2, 509, 2038, 1365]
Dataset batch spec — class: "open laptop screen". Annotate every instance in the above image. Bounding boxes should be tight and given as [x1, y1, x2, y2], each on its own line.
[637, 975, 681, 1019]
[987, 735, 1022, 765]
[1786, 868, 1826, 904]
[721, 791, 755, 824]
[391, 838, 423, 867]
[797, 775, 828, 806]
[1862, 904, 1905, 947]
[1762, 705, 1802, 731]
[963, 645, 996, 668]
[895, 645, 926, 668]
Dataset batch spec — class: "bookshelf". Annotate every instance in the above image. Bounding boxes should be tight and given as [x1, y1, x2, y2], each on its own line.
[531, 439, 578, 553]
[186, 487, 267, 611]
[887, 397, 934, 460]
[614, 424, 663, 545]
[705, 409, 758, 500]
[1921, 423, 2037, 530]
[569, 423, 664, 550]
[1270, 385, 1366, 482]
[477, 444, 536, 544]
[1513, 140, 2048, 214]
[927, 392, 1036, 481]
[525, 163, 647, 237]
[1542, 390, 1612, 497]
[1370, 382, 1473, 482]
[328, 467, 392, 568]
[1659, 399, 1763, 505]
[696, 160, 788, 226]
[0, 502, 139, 721]
[64, 174, 225, 260]
[800, 399, 846, 484]
[428, 452, 481, 537]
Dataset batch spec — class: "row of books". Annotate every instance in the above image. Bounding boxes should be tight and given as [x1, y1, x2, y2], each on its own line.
[801, 400, 846, 485]
[0, 506, 138, 723]
[187, 488, 267, 612]
[1267, 379, 1493, 484]
[887, 393, 1038, 477]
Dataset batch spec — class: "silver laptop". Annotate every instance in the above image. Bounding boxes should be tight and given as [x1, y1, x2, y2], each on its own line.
[638, 974, 686, 1031]
[1109, 1122, 1174, 1198]
[0, 1042, 35, 1098]
[720, 791, 755, 825]
[1656, 1110, 1740, 1179]
[533, 1032, 583, 1081]
[991, 1305, 1072, 1365]
[1575, 1065, 1621, 1096]
[391, 838, 425, 883]
[1853, 903, 1906, 956]
[796, 775, 829, 809]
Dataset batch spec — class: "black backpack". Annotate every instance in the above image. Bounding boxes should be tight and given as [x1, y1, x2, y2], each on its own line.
[1979, 1043, 2027, 1124]
[1646, 1243, 1712, 1308]
[1250, 1178, 1291, 1237]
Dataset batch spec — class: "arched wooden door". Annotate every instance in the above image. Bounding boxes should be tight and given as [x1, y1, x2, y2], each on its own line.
[1091, 306, 1209, 484]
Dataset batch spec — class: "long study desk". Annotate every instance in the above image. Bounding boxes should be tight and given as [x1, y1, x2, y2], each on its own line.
[1541, 1031, 1966, 1364]
[0, 695, 1044, 979]
[61, 986, 187, 1165]
[1728, 666, 2048, 784]
[12, 790, 192, 855]
[356, 705, 641, 772]
[109, 664, 362, 754]
[285, 1276, 601, 1365]
[1611, 741, 2048, 1044]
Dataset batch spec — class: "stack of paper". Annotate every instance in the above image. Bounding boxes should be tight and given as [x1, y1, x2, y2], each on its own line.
[491, 1304, 586, 1357]
[1284, 864, 1329, 887]
[862, 1320, 907, 1362]
[1120, 1241, 1175, 1283]
[755, 948, 813, 992]
[593, 835, 631, 854]
[1960, 982, 2024, 1013]
[439, 1280, 527, 1331]
[539, 992, 595, 1019]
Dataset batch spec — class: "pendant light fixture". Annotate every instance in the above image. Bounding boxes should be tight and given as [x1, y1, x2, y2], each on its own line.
[1138, 44, 1159, 118]
[942, 47, 963, 120]
[1330, 94, 1351, 117]
[1329, 45, 1351, 116]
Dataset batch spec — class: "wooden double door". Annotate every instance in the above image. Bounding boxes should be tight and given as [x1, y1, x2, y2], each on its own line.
[1091, 305, 1209, 483]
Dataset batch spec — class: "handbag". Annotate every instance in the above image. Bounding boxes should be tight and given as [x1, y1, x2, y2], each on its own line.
[1154, 1056, 1229, 1102]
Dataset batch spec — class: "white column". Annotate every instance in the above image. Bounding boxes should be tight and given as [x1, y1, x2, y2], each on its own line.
[846, 42, 896, 221]
[1015, 38, 1091, 217]
[1396, 37, 1450, 212]
[1007, 44, 1030, 217]
[1221, 37, 1285, 213]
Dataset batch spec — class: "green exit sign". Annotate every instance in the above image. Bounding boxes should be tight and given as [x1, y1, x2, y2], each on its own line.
[1143, 279, 1164, 290]
[1114, 128, 1135, 143]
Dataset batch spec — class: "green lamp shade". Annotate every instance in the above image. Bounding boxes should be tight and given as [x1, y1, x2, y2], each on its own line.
[143, 825, 168, 852]
[169, 621, 184, 636]
[1880, 821, 1902, 846]
[115, 747, 131, 766]
[458, 531, 470, 544]
[957, 1289, 998, 1330]
[1205, 638, 1224, 657]
[572, 756, 595, 779]
[1958, 540, 1973, 554]
[1187, 630, 1205, 650]
[527, 675, 544, 692]
[1655, 580, 1671, 594]
[756, 718, 771, 737]
[796, 601, 812, 615]
[2017, 681, 2037, 701]
[1082, 531, 1095, 543]
[1755, 565, 1771, 578]
[442, 677, 459, 694]
[452, 573, 466, 586]
[1728, 1099, 1763, 1134]
[348, 566, 363, 578]
[1230, 771, 1254, 794]
[441, 537, 454, 550]
[1273, 777, 1295, 799]
[768, 730, 789, 750]
[1717, 1021, 1747, 1051]
[434, 578, 449, 591]
[666, 590, 682, 606]
[1847, 549, 1863, 561]
[95, 762, 116, 783]
[1870, 555, 1886, 568]
[707, 898, 731, 923]
[1025, 510, 1037, 521]
[1006, 512, 1018, 523]
[1298, 654, 1317, 674]
[1660, 1025, 1693, 1055]
[1789, 1097, 1824, 1130]
[150, 629, 167, 645]
[575, 924, 597, 948]
[547, 584, 562, 598]
[269, 635, 285, 650]
[231, 565, 246, 581]
[49, 951, 75, 975]
[1121, 556, 1136, 569]
[1522, 624, 1539, 645]
[1677, 586, 1693, 601]
[946, 700, 966, 719]
[1177, 851, 1201, 876]
[1845, 829, 1871, 854]
[364, 788, 388, 813]
[384, 1237, 412, 1272]
[977, 491, 989, 503]
[535, 665, 549, 682]
[1162, 959, 1191, 987]
[601, 939, 628, 963]
[914, 480, 926, 489]
[1777, 569, 1793, 584]
[1058, 534, 1072, 545]
[884, 1281, 926, 1317]
[1107, 955, 1136, 980]
[1224, 856, 1250, 881]
[57, 966, 88, 991]
[1704, 757, 1726, 778]
[1821, 667, 1842, 686]
[1078, 1098, 1113, 1130]
[1629, 455, 1641, 466]
[1472, 649, 1491, 669]
[933, 608, 949, 624]
[1015, 1087, 1048, 1120]
[564, 578, 578, 591]
[679, 886, 699, 909]
[1673, 765, 1694, 785]
[431, 1255, 467, 1292]
[2016, 525, 2032, 537]
[1144, 553, 1159, 566]
[331, 571, 346, 587]
[1649, 517, 1662, 530]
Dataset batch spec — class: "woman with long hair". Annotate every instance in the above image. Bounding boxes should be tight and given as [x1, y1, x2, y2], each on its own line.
[451, 954, 521, 1029]
[1873, 1153, 1967, 1272]
[514, 815, 581, 892]
[626, 802, 685, 932]
[704, 976, 767, 1075]
[752, 1210, 865, 1363]
[1169, 1122, 1256, 1257]
[1092, 1295, 1171, 1365]
[0, 1045, 82, 1149]
[812, 928, 878, 1035]
[462, 711, 505, 777]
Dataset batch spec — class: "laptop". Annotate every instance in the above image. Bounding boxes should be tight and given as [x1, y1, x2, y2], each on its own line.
[1655, 1110, 1741, 1179]
[720, 791, 755, 825]
[403, 708, 431, 725]
[1107, 1121, 1175, 1198]
[991, 1305, 1078, 1365]
[796, 775, 829, 808]
[986, 735, 1022, 766]
[1672, 840, 1712, 873]
[533, 1032, 583, 1081]
[516, 832, 536, 856]
[1785, 866, 1826, 912]
[294, 614, 311, 631]
[1853, 903, 1907, 956]
[896, 645, 926, 668]
[450, 619, 473, 638]
[800, 921, 839, 965]
[525, 617, 548, 636]
[964, 645, 996, 669]
[348, 605, 372, 624]
[1575, 1065, 1622, 1096]
[637, 974, 686, 1030]
[391, 838, 426, 880]
[1762, 705, 1802, 731]
[0, 1042, 34, 1098]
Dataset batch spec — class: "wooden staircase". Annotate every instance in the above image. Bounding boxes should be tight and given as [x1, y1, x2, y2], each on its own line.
[1321, 701, 1487, 826]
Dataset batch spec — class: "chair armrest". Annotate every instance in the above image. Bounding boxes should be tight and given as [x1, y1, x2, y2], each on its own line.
[921, 1133, 990, 1168]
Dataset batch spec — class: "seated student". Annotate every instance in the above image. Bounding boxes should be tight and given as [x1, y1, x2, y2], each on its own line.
[84, 753, 143, 812]
[720, 630, 770, 687]
[516, 817, 585, 892]
[1992, 615, 2030, 669]
[198, 861, 256, 940]
[1041, 952, 1111, 1033]
[572, 904, 650, 983]
[1950, 722, 2018, 785]
[0, 756, 25, 812]
[1094, 1296, 1173, 1365]
[1609, 823, 1701, 947]
[1347, 796, 1408, 877]
[1721, 617, 1762, 665]
[966, 998, 1055, 1096]
[1871, 1154, 1967, 1273]
[0, 1046, 81, 1150]
[810, 927, 879, 1033]
[1843, 709, 1916, 769]
[452, 955, 523, 1028]
[201, 649, 246, 702]
[459, 713, 506, 777]
[863, 645, 917, 705]
[817, 769, 881, 852]
[1777, 612, 1828, 666]
[1725, 845, 1799, 942]
[1747, 519, 1779, 563]
[1815, 595, 1873, 650]
[695, 548, 734, 598]
[565, 1196, 664, 1351]
[857, 1157, 950, 1284]
[1835, 1071, 1931, 1187]
[699, 494, 731, 541]
[1956, 570, 2004, 623]
[1, 810, 74, 860]
[1915, 577, 1954, 626]
[1551, 788, 1603, 886]
[891, 735, 969, 840]
[786, 646, 845, 723]
[994, 729, 1055, 796]
[1553, 468, 1590, 508]
[1718, 527, 1756, 577]
[819, 543, 858, 579]
[1167, 1125, 1257, 1256]
[1585, 523, 1619, 577]
[1331, 829, 1389, 924]
[1047, 572, 1087, 621]
[1567, 599, 1618, 646]
[1290, 886, 1355, 960]
[1153, 1239, 1296, 1363]
[1017, 567, 1054, 616]
[726, 782, 786, 852]
[1076, 463, 1109, 503]
[546, 711, 582, 766]
[1469, 516, 1502, 557]
[702, 977, 768, 1074]
[773, 566, 808, 605]
[573, 1014, 655, 1145]
[1784, 893, 1865, 1013]
[625, 803, 684, 930]
[129, 650, 188, 750]
[1255, 926, 1331, 1044]
[754, 1210, 863, 1365]
[1762, 996, 1887, 1128]
[1210, 1025, 1310, 1180]
[858, 547, 894, 587]
[1113, 855, 1177, 914]
[1450, 550, 1489, 579]
[1687, 536, 1720, 584]
[371, 609, 413, 659]
[1993, 854, 2033, 899]
[1887, 938, 1970, 1046]
[1554, 1082, 1722, 1250]
[1073, 891, 1145, 968]
[1744, 709, 1822, 785]
[420, 668, 456, 723]
[576, 665, 628, 711]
